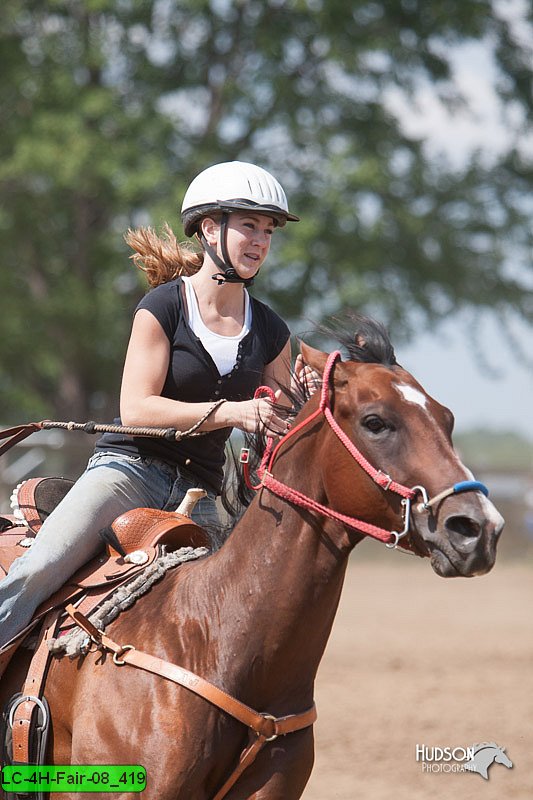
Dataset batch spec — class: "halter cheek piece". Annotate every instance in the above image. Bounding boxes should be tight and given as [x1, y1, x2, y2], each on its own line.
[242, 351, 489, 551]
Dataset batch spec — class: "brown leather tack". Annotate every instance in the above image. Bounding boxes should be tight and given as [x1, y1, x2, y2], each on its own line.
[66, 606, 317, 800]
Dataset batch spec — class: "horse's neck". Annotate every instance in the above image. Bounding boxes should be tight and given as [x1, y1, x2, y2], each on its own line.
[198, 433, 352, 705]
[477, 751, 493, 767]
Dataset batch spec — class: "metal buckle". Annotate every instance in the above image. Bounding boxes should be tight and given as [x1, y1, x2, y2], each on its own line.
[410, 485, 429, 511]
[260, 470, 273, 486]
[259, 713, 278, 742]
[239, 448, 250, 464]
[386, 497, 412, 549]
[113, 644, 135, 666]
[374, 470, 392, 491]
[8, 695, 48, 731]
[386, 531, 400, 550]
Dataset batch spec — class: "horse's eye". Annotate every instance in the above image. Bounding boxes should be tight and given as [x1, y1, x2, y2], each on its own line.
[362, 415, 387, 433]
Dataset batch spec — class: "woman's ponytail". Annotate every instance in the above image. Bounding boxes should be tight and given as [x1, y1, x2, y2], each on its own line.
[125, 224, 203, 287]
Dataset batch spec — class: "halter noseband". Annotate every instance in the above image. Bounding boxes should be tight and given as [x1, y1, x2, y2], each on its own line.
[242, 351, 489, 550]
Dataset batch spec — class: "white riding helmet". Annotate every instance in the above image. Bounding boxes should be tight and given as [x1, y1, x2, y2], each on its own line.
[181, 161, 299, 237]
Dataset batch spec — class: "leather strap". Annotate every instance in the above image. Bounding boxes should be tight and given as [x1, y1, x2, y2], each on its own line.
[11, 610, 59, 763]
[0, 422, 43, 458]
[211, 734, 268, 800]
[66, 605, 317, 799]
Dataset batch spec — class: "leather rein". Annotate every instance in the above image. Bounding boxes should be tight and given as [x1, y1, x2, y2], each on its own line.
[241, 350, 489, 551]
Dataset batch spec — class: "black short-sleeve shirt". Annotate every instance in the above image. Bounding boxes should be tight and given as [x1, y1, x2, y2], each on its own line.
[95, 278, 290, 494]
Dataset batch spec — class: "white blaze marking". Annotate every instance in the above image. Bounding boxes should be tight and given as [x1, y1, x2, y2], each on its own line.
[395, 383, 428, 409]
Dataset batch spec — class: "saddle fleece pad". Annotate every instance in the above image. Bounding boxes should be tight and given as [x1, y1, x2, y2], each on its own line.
[48, 545, 209, 658]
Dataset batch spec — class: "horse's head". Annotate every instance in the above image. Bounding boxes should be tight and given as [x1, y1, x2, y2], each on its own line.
[494, 746, 513, 769]
[299, 318, 504, 578]
[465, 743, 513, 777]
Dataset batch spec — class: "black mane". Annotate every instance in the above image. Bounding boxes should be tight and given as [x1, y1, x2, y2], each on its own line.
[321, 312, 398, 367]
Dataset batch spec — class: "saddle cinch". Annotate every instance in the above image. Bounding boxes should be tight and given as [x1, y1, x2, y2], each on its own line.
[0, 476, 210, 779]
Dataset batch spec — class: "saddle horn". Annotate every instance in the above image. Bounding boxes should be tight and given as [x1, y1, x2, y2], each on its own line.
[176, 488, 207, 518]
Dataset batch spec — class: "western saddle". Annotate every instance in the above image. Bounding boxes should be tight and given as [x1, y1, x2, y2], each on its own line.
[0, 478, 210, 780]
[0, 478, 317, 800]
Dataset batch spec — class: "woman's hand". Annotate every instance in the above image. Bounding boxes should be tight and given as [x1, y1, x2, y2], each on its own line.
[226, 390, 291, 436]
[292, 354, 321, 397]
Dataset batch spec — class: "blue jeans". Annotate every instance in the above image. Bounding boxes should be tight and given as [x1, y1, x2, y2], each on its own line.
[0, 452, 219, 648]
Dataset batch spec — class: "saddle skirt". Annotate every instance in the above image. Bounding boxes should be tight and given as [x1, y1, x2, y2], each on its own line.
[0, 477, 76, 579]
[0, 477, 211, 675]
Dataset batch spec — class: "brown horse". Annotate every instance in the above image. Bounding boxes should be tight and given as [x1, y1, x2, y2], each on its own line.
[0, 318, 504, 799]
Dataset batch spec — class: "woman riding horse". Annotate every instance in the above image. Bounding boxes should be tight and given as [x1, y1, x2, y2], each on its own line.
[0, 160, 311, 649]
[0, 317, 504, 800]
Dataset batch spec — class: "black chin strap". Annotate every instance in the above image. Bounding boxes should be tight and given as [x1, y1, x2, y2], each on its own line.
[201, 212, 257, 288]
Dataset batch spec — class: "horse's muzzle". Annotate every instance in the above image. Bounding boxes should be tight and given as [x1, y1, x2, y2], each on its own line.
[412, 494, 504, 577]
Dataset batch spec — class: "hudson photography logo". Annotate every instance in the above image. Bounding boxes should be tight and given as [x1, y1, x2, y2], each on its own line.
[416, 742, 513, 779]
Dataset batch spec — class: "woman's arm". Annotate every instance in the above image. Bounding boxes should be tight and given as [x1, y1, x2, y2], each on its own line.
[261, 339, 292, 408]
[120, 309, 289, 435]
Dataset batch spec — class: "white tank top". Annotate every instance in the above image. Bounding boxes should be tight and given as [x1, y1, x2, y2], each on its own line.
[182, 276, 252, 376]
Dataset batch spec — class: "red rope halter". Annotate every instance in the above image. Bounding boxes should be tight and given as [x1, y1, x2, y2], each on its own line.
[242, 351, 416, 547]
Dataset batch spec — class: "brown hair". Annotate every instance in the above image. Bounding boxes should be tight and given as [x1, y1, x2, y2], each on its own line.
[125, 223, 204, 287]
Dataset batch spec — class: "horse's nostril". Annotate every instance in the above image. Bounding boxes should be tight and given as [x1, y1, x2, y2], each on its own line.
[445, 515, 481, 539]
[445, 515, 483, 555]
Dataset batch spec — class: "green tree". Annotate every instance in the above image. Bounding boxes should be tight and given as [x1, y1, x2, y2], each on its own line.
[1, 0, 531, 423]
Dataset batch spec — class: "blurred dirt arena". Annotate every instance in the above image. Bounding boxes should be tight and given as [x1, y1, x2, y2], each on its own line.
[301, 538, 532, 800]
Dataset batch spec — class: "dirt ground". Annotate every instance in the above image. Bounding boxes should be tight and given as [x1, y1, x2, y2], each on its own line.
[301, 547, 532, 800]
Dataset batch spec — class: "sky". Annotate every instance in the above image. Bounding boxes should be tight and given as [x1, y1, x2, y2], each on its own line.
[397, 314, 533, 440]
[384, 19, 533, 441]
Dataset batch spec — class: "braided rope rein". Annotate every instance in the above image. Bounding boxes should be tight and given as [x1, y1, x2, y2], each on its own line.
[0, 399, 227, 457]
[43, 398, 227, 441]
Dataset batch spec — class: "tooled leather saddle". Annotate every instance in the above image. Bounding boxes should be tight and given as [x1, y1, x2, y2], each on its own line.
[0, 477, 211, 786]
[0, 479, 317, 800]
[0, 477, 210, 674]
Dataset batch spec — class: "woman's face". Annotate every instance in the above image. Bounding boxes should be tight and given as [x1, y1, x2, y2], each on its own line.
[204, 212, 276, 281]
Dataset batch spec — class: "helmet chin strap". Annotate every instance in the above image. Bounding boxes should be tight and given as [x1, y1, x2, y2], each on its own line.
[201, 212, 258, 288]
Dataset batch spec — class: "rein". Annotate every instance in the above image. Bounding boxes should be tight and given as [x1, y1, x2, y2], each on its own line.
[0, 400, 227, 459]
[242, 351, 489, 550]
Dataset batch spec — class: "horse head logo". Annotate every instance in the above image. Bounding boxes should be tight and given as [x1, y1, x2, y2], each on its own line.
[464, 743, 513, 780]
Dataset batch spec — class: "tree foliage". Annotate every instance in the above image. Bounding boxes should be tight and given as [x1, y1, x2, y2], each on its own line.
[1, 0, 532, 422]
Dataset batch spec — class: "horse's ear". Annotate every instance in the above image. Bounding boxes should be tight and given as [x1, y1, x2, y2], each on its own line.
[299, 341, 349, 389]
[299, 341, 328, 374]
